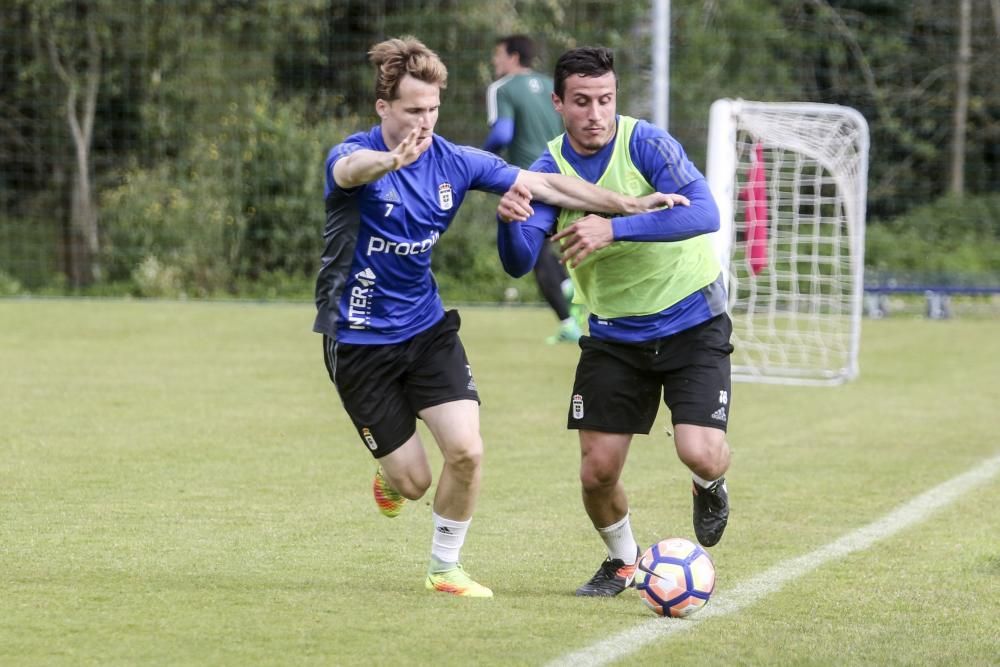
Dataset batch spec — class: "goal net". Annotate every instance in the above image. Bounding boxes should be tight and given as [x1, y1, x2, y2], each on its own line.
[706, 100, 870, 386]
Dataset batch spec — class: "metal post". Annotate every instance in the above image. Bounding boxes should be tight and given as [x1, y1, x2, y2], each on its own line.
[652, 0, 670, 130]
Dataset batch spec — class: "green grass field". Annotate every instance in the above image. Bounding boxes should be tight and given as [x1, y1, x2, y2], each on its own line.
[2, 299, 998, 666]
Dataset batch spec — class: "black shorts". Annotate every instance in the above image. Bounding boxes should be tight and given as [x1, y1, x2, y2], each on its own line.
[323, 309, 480, 459]
[568, 313, 734, 434]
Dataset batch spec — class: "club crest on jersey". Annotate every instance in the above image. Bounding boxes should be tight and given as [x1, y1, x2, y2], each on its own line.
[438, 182, 453, 210]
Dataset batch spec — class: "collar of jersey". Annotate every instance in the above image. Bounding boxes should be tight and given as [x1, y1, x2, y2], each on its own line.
[559, 115, 620, 184]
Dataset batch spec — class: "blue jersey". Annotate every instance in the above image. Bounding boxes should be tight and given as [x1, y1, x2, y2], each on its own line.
[314, 126, 520, 344]
[502, 117, 726, 344]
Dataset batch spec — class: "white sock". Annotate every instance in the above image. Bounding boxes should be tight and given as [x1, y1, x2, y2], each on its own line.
[692, 473, 723, 489]
[430, 512, 470, 571]
[597, 513, 639, 564]
[560, 317, 574, 326]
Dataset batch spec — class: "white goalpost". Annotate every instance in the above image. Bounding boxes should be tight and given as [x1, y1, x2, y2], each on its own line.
[706, 99, 870, 386]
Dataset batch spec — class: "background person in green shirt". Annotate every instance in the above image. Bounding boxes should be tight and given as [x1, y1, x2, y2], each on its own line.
[485, 34, 584, 344]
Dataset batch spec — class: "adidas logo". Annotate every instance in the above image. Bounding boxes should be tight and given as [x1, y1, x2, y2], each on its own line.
[710, 407, 727, 422]
[436, 526, 453, 535]
[355, 267, 376, 287]
[383, 187, 401, 204]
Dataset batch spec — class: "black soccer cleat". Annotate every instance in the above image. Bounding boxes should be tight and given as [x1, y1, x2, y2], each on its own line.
[575, 550, 639, 597]
[692, 477, 729, 547]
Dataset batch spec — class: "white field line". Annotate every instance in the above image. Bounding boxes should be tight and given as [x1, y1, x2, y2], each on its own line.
[546, 452, 1000, 667]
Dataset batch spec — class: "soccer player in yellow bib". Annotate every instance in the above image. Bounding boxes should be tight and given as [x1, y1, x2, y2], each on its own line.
[496, 46, 733, 597]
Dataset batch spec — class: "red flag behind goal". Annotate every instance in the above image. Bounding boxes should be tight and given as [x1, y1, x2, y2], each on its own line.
[738, 143, 769, 275]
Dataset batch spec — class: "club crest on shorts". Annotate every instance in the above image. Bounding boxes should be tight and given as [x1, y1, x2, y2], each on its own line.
[438, 182, 453, 210]
[361, 427, 378, 451]
[572, 393, 584, 419]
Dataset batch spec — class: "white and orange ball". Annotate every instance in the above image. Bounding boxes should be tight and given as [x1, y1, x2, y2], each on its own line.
[635, 537, 715, 618]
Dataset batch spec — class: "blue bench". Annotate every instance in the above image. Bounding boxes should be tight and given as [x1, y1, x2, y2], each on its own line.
[864, 285, 1000, 319]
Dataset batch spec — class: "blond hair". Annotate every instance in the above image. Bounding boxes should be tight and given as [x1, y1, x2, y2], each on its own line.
[368, 36, 448, 101]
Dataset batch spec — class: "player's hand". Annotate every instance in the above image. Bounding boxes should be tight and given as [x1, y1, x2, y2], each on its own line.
[552, 214, 614, 267]
[626, 192, 691, 214]
[390, 127, 432, 170]
[497, 182, 534, 222]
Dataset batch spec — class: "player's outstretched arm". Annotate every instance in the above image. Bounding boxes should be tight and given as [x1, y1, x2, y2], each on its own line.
[333, 127, 430, 189]
[554, 180, 716, 267]
[515, 170, 684, 215]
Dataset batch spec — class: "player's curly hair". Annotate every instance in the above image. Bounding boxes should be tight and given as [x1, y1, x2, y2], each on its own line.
[368, 36, 448, 101]
[553, 46, 616, 99]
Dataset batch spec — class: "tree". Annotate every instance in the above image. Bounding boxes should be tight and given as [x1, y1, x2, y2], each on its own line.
[949, 0, 971, 195]
[32, 0, 106, 286]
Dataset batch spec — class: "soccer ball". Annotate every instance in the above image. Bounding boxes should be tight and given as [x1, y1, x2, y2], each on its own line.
[635, 537, 715, 618]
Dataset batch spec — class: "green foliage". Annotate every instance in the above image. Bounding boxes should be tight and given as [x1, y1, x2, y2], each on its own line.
[100, 83, 335, 297]
[0, 210, 60, 290]
[866, 193, 1000, 284]
[129, 1, 328, 165]
[234, 92, 329, 279]
[227, 271, 315, 301]
[669, 0, 798, 161]
[100, 161, 235, 297]
[3, 1, 998, 298]
[0, 270, 23, 296]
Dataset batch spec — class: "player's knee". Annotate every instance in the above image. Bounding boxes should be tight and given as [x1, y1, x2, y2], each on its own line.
[698, 448, 730, 480]
[688, 450, 729, 479]
[579, 459, 620, 492]
[676, 428, 730, 479]
[400, 479, 430, 500]
[443, 437, 483, 476]
[389, 469, 432, 500]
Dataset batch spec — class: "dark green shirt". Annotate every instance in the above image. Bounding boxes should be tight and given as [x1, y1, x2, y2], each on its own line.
[486, 72, 563, 168]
